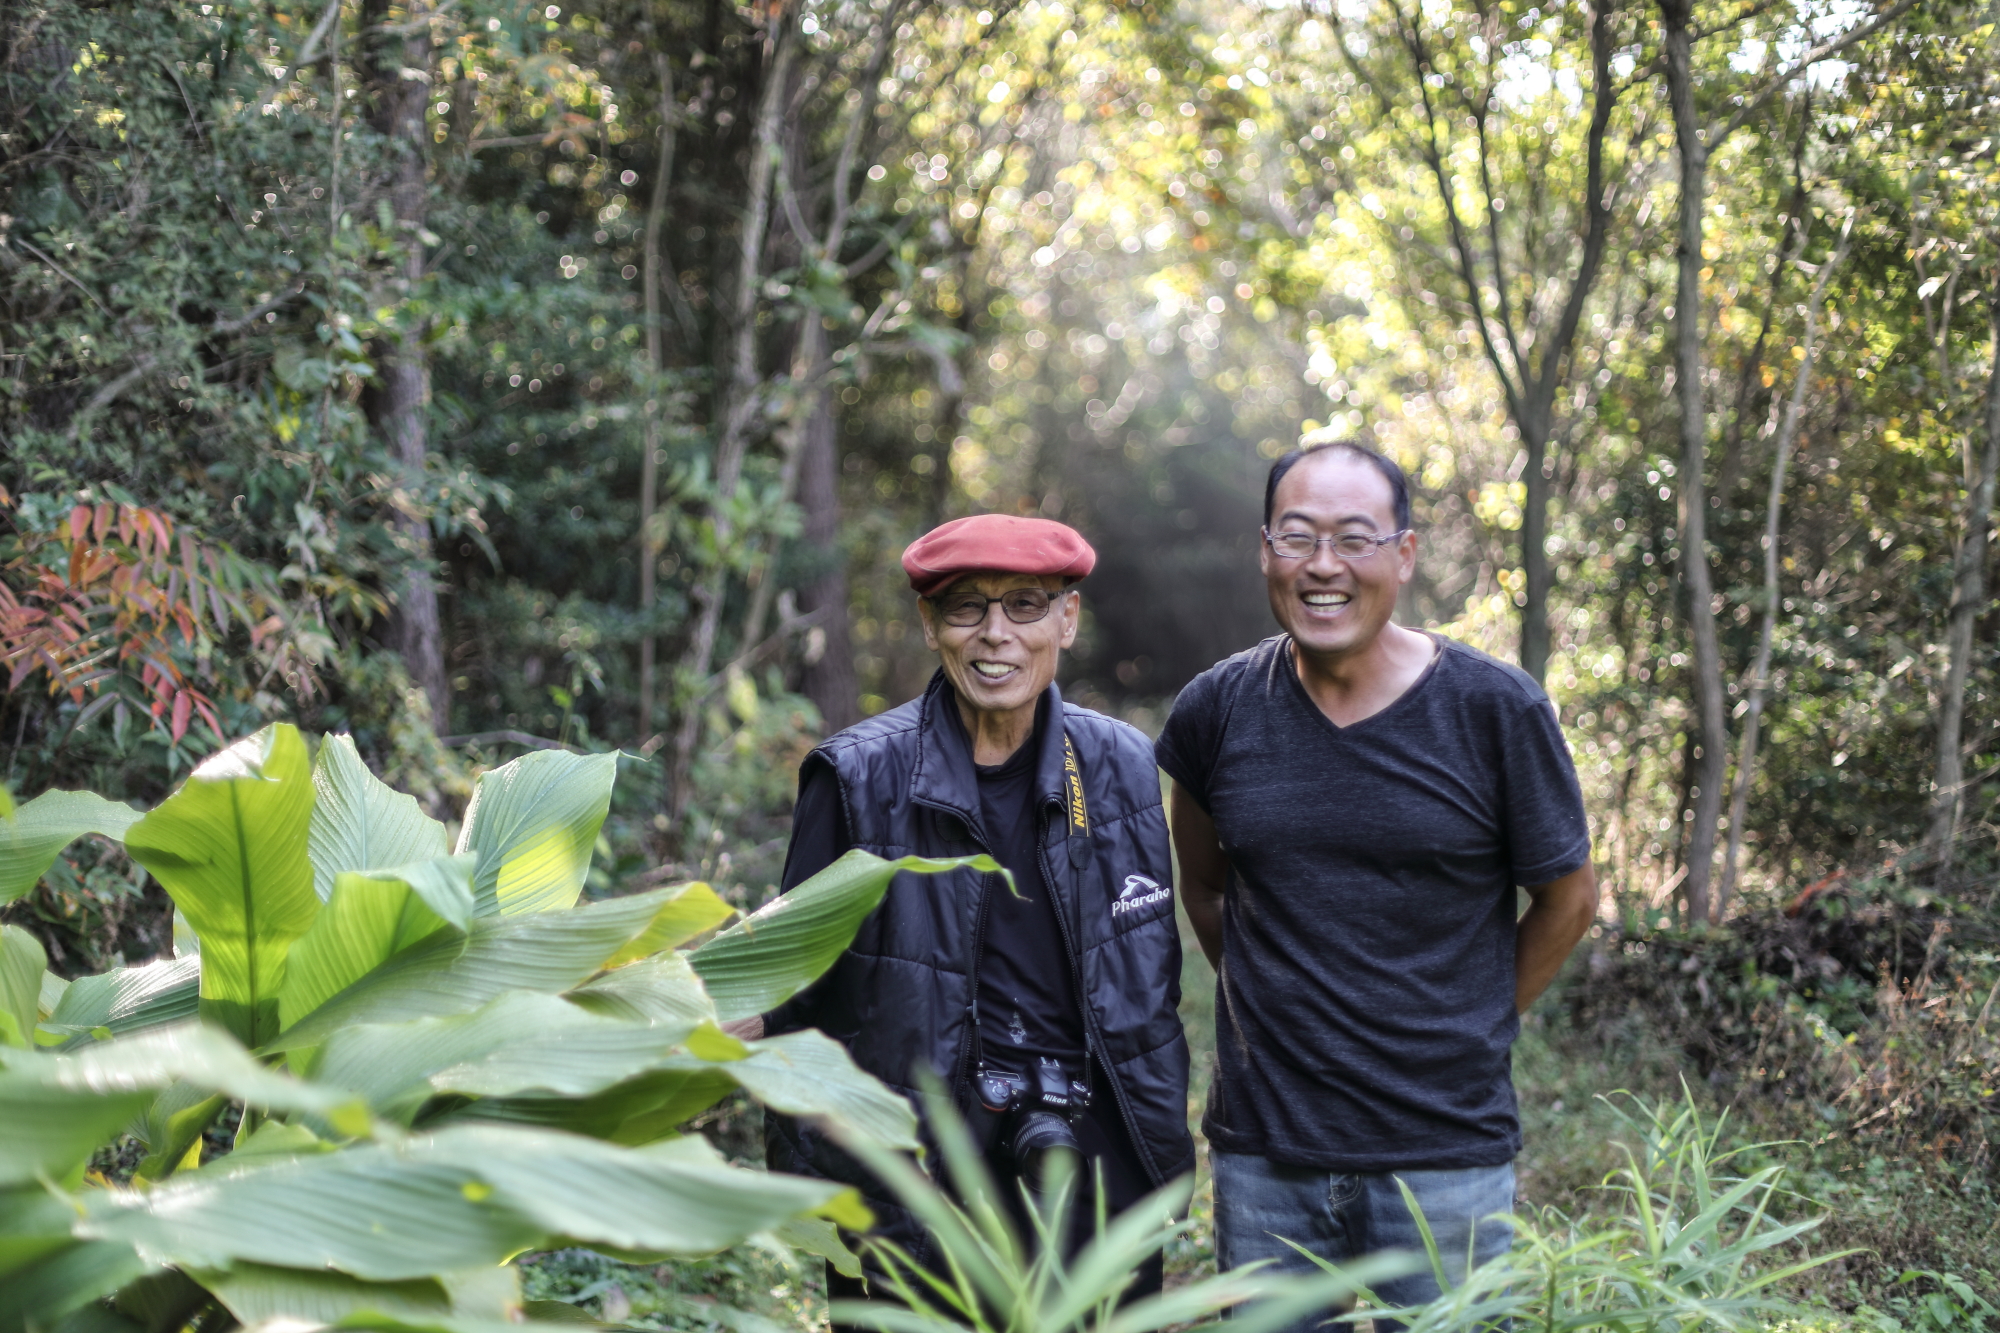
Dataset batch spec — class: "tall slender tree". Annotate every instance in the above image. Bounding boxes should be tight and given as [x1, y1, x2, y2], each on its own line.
[1334, 0, 1625, 685]
[1655, 0, 1913, 921]
[360, 0, 448, 728]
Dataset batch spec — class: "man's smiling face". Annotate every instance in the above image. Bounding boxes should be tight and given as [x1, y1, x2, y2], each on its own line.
[1260, 450, 1416, 660]
[920, 571, 1079, 719]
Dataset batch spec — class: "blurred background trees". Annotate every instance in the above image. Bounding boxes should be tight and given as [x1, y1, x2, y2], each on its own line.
[3, 0, 1995, 932]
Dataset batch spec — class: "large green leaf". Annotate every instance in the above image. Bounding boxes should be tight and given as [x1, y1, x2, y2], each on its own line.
[124, 724, 321, 1048]
[602, 881, 734, 964]
[689, 851, 997, 1021]
[278, 855, 476, 1032]
[452, 1065, 742, 1143]
[566, 952, 715, 1026]
[0, 790, 142, 907]
[42, 955, 199, 1047]
[310, 991, 701, 1122]
[726, 1029, 918, 1151]
[0, 1189, 150, 1333]
[270, 881, 718, 1052]
[0, 1021, 364, 1187]
[195, 1263, 521, 1323]
[308, 734, 452, 902]
[0, 926, 44, 1049]
[437, 1020, 915, 1152]
[456, 750, 619, 917]
[83, 1126, 864, 1281]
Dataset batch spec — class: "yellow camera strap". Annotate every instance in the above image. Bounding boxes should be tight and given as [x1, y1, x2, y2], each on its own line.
[1062, 733, 1089, 838]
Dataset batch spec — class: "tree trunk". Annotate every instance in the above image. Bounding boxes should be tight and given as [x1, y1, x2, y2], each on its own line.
[1720, 216, 1849, 914]
[795, 371, 858, 733]
[667, 7, 797, 821]
[1520, 412, 1552, 684]
[1926, 302, 2000, 862]
[638, 52, 677, 744]
[362, 0, 447, 730]
[1660, 0, 1727, 924]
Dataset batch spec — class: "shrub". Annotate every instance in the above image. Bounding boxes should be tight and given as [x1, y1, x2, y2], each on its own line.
[0, 722, 975, 1331]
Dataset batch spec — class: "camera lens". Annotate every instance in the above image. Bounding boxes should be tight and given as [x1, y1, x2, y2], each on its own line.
[1012, 1109, 1084, 1196]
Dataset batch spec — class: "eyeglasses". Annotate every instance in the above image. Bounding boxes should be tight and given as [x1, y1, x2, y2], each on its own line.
[1263, 528, 1410, 560]
[930, 588, 1057, 627]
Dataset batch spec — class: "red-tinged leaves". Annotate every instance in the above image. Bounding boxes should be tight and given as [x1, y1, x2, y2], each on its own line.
[1, 502, 288, 739]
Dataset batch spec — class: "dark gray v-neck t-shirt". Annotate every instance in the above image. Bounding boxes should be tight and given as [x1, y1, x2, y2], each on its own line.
[1155, 634, 1590, 1171]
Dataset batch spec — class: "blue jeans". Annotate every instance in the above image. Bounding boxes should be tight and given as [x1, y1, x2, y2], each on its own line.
[1212, 1152, 1515, 1331]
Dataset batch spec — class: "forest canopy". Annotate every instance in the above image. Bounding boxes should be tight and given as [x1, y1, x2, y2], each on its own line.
[0, 0, 1993, 940]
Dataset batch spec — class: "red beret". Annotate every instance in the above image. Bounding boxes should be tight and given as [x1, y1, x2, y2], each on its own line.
[901, 514, 1096, 596]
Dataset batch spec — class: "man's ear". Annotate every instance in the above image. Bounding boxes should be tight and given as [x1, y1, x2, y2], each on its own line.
[917, 596, 942, 651]
[1058, 589, 1081, 650]
[1396, 529, 1419, 584]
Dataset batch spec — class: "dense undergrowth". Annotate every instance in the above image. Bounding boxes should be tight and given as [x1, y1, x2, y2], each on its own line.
[522, 848, 2000, 1333]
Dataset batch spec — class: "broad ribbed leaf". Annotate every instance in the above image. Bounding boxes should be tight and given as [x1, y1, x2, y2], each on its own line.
[0, 1189, 148, 1330]
[0, 1073, 154, 1187]
[311, 992, 701, 1121]
[197, 1265, 454, 1323]
[83, 1126, 863, 1280]
[308, 734, 452, 902]
[43, 955, 199, 1046]
[0, 790, 142, 906]
[125, 724, 321, 1047]
[690, 851, 997, 1021]
[602, 881, 733, 965]
[728, 1029, 918, 1150]
[0, 1024, 364, 1186]
[444, 1027, 915, 1152]
[278, 856, 476, 1032]
[456, 750, 619, 917]
[0, 926, 44, 1048]
[566, 952, 715, 1026]
[269, 881, 715, 1052]
[14, 1023, 364, 1120]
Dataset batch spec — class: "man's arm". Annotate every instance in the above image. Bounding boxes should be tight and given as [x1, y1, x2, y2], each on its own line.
[1168, 780, 1229, 972]
[1515, 860, 1598, 1014]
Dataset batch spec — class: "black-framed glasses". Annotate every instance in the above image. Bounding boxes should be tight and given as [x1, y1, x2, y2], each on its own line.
[1263, 528, 1410, 560]
[930, 588, 1057, 627]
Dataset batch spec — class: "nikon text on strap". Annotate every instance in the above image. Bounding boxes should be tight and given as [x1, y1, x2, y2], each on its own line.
[1063, 733, 1092, 866]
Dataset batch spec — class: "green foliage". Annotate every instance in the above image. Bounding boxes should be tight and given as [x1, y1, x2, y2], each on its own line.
[0, 722, 969, 1330]
[832, 1080, 1410, 1333]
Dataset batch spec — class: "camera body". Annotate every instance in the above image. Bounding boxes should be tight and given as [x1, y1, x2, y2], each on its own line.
[976, 1058, 1092, 1190]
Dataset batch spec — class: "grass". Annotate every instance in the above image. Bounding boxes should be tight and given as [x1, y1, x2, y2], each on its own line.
[521, 902, 2000, 1328]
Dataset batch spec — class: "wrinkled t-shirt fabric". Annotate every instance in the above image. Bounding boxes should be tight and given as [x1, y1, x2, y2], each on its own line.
[1155, 633, 1590, 1171]
[961, 700, 1089, 1075]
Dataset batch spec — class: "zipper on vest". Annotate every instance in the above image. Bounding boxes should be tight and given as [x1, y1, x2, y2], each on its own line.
[950, 825, 997, 1095]
[1036, 799, 1166, 1189]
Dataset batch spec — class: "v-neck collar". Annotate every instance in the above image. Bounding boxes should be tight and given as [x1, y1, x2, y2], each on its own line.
[1279, 631, 1445, 736]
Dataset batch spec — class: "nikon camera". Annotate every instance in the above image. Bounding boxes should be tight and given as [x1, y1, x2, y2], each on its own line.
[975, 1057, 1092, 1189]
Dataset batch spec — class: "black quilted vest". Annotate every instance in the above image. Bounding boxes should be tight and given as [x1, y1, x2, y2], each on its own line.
[765, 672, 1194, 1251]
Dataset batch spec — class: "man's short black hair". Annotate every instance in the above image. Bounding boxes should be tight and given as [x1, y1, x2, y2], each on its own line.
[1263, 439, 1412, 532]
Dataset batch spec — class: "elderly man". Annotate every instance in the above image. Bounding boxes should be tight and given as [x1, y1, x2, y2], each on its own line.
[1157, 439, 1597, 1325]
[753, 513, 1193, 1304]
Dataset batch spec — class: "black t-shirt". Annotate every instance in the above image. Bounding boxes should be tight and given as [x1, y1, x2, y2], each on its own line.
[1155, 634, 1590, 1171]
[962, 704, 1087, 1076]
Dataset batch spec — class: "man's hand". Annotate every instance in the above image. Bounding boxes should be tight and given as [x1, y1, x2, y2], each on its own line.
[1168, 780, 1228, 972]
[1516, 861, 1598, 1014]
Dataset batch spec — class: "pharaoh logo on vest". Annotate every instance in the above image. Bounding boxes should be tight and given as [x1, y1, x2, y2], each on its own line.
[1113, 873, 1169, 916]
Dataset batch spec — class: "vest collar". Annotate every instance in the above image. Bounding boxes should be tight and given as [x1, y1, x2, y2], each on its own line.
[909, 669, 1070, 833]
